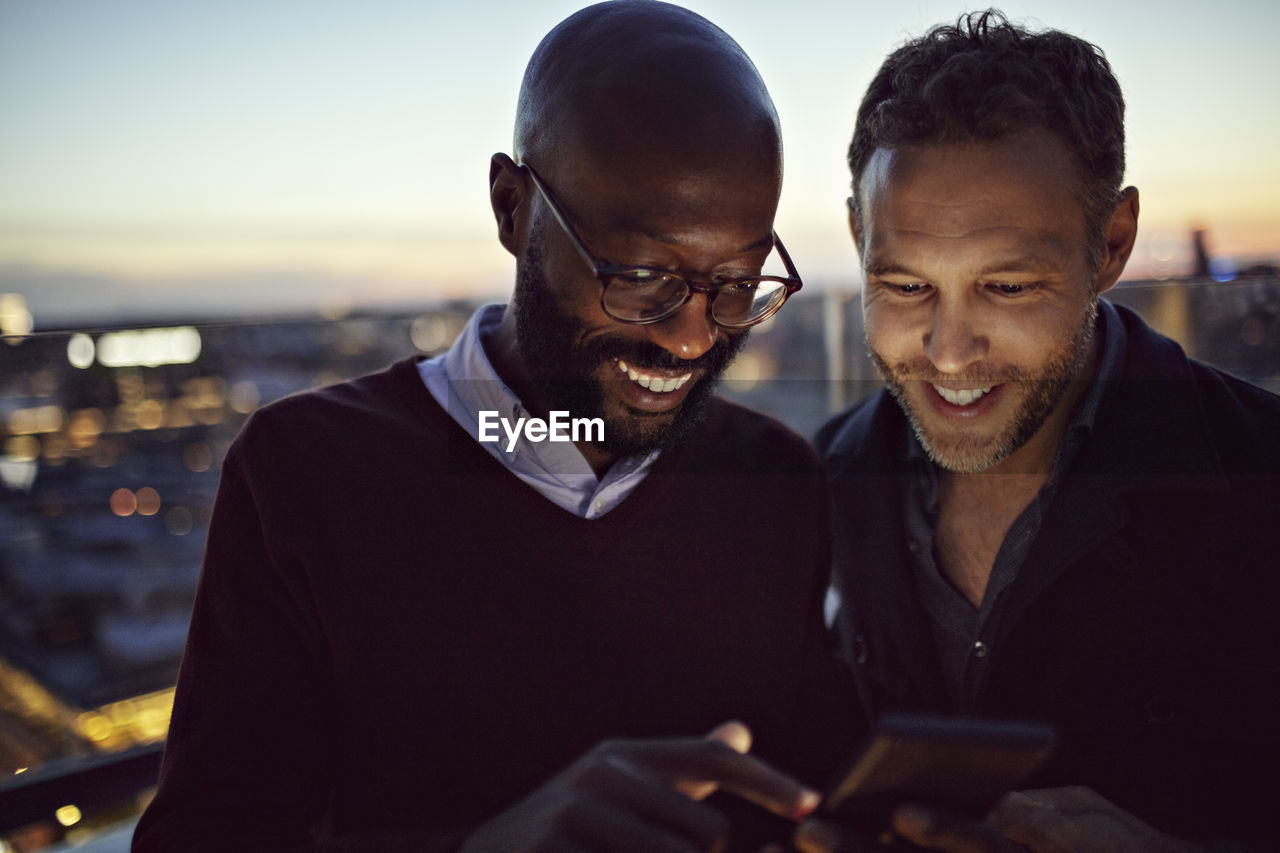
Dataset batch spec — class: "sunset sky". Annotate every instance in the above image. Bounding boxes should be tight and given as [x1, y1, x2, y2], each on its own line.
[2, 0, 1277, 326]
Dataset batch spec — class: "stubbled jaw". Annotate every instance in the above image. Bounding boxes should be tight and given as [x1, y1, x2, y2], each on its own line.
[616, 359, 693, 394]
[932, 384, 995, 407]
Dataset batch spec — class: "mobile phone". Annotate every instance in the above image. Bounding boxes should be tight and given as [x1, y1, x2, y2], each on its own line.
[821, 713, 1056, 831]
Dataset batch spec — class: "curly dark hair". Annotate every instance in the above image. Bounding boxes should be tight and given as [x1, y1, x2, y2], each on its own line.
[848, 9, 1125, 268]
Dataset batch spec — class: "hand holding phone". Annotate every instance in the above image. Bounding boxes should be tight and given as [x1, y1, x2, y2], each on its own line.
[821, 713, 1055, 836]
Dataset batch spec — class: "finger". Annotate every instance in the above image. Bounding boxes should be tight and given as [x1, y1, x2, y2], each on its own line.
[706, 720, 752, 753]
[990, 788, 1082, 848]
[682, 720, 754, 800]
[697, 748, 820, 821]
[793, 817, 884, 853]
[892, 804, 1027, 853]
[580, 756, 730, 850]
[564, 794, 707, 853]
[988, 790, 1044, 832]
[618, 739, 820, 820]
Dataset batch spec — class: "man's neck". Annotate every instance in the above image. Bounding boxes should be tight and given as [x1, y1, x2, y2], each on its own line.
[933, 338, 1101, 606]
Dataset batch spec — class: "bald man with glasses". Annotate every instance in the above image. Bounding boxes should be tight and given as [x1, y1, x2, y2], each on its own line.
[134, 3, 857, 852]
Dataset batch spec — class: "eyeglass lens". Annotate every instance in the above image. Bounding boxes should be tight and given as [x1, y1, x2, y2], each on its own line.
[602, 273, 788, 327]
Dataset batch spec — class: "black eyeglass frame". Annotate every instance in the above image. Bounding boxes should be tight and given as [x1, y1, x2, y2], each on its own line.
[519, 161, 803, 329]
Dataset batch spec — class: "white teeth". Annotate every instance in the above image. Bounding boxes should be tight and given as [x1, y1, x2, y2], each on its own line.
[933, 384, 994, 406]
[615, 359, 692, 394]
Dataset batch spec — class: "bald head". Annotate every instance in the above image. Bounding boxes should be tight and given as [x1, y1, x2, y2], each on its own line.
[515, 0, 781, 187]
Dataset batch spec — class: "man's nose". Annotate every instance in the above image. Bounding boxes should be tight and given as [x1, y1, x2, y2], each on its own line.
[645, 292, 719, 361]
[922, 299, 987, 373]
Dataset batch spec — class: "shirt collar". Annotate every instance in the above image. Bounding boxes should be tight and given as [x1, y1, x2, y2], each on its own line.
[423, 303, 660, 515]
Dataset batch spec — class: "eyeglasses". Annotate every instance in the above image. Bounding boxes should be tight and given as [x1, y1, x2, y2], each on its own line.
[520, 162, 803, 329]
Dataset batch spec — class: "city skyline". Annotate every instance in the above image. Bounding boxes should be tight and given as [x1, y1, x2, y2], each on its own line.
[2, 0, 1278, 327]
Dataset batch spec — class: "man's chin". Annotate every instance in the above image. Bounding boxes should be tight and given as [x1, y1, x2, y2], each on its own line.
[594, 377, 716, 457]
[593, 410, 672, 457]
[915, 431, 1010, 473]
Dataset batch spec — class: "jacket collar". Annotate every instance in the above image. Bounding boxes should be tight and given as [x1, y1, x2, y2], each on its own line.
[821, 300, 1229, 711]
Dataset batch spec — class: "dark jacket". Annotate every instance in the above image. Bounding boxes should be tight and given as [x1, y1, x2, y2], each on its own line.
[815, 303, 1280, 846]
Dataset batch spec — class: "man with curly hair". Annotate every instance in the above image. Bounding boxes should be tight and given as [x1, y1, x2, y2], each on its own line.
[808, 10, 1280, 852]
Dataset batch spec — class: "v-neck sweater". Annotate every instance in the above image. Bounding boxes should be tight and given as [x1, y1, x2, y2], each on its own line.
[135, 357, 855, 852]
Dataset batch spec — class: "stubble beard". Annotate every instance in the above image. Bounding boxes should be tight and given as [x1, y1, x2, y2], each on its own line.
[872, 298, 1098, 474]
[513, 226, 747, 458]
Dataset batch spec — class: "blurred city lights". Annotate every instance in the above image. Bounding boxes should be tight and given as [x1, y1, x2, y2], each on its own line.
[228, 380, 260, 414]
[72, 689, 175, 750]
[136, 487, 161, 516]
[5, 435, 40, 462]
[97, 326, 202, 368]
[54, 804, 82, 827]
[77, 713, 114, 743]
[165, 506, 194, 536]
[67, 333, 96, 369]
[183, 442, 213, 472]
[67, 408, 106, 449]
[410, 314, 449, 352]
[7, 405, 64, 435]
[110, 488, 138, 517]
[135, 400, 166, 430]
[1209, 257, 1238, 283]
[0, 294, 34, 338]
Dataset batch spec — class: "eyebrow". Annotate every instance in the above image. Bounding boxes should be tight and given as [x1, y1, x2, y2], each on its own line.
[864, 262, 919, 278]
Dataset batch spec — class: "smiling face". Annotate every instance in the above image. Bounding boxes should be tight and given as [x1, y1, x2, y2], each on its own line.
[512, 152, 778, 457]
[493, 1, 786, 469]
[856, 129, 1117, 474]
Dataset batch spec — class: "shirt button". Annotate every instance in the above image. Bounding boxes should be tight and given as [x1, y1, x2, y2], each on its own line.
[853, 636, 869, 665]
[594, 497, 606, 513]
[972, 641, 989, 658]
[907, 539, 921, 554]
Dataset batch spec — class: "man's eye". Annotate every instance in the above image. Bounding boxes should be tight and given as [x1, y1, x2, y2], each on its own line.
[892, 282, 928, 295]
[613, 270, 672, 289]
[990, 283, 1027, 295]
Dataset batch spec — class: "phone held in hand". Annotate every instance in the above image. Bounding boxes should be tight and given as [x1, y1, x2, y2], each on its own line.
[821, 713, 1055, 834]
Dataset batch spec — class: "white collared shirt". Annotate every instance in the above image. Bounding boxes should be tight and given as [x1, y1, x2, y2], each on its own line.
[418, 303, 659, 519]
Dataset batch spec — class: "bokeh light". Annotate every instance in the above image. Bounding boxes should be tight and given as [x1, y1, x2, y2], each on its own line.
[110, 488, 137, 517]
[135, 487, 161, 516]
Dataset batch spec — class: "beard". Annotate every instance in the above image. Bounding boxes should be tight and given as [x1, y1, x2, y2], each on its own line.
[513, 226, 747, 458]
[871, 298, 1097, 474]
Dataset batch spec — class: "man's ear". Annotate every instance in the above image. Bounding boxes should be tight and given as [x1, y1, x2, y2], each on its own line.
[1094, 186, 1139, 295]
[490, 153, 529, 258]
